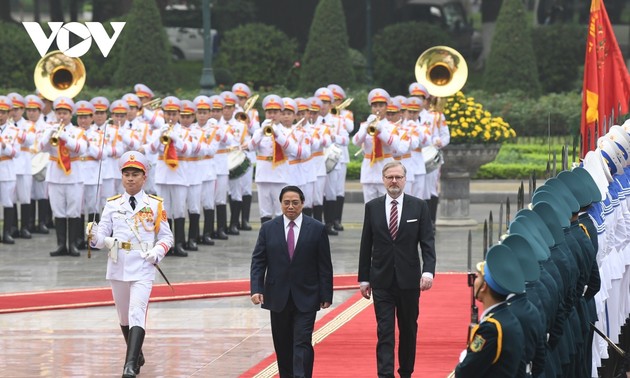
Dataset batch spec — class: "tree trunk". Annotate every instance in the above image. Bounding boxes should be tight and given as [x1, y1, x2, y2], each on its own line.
[70, 0, 78, 21]
[0, 1, 15, 23]
[34, 0, 41, 22]
[50, 0, 65, 22]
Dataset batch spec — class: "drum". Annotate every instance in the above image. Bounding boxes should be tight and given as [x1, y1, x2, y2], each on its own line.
[422, 146, 443, 173]
[31, 152, 50, 182]
[324, 144, 342, 173]
[228, 150, 251, 179]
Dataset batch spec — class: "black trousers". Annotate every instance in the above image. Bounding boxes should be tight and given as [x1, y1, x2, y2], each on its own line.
[372, 284, 420, 378]
[270, 295, 317, 378]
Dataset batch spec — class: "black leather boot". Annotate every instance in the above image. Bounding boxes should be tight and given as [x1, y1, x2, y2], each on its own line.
[323, 200, 338, 236]
[76, 214, 87, 250]
[35, 199, 49, 234]
[2, 207, 15, 244]
[10, 203, 19, 238]
[19, 203, 32, 238]
[122, 326, 145, 378]
[213, 204, 229, 240]
[50, 218, 68, 256]
[313, 205, 323, 223]
[172, 218, 188, 257]
[200, 209, 215, 245]
[227, 200, 241, 235]
[120, 325, 145, 375]
[67, 217, 81, 257]
[334, 196, 345, 231]
[240, 194, 253, 230]
[428, 196, 439, 226]
[44, 199, 55, 229]
[186, 213, 199, 251]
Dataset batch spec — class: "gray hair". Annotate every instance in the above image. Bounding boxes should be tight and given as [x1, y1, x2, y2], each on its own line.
[382, 161, 407, 176]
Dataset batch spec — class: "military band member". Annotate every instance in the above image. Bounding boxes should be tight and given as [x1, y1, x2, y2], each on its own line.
[39, 97, 88, 256]
[327, 84, 353, 231]
[110, 100, 134, 193]
[8, 92, 35, 239]
[305, 96, 331, 224]
[144, 96, 190, 257]
[352, 88, 399, 203]
[179, 99, 202, 250]
[90, 97, 116, 211]
[88, 151, 173, 378]
[25, 94, 51, 234]
[387, 97, 414, 195]
[134, 83, 162, 127]
[294, 97, 315, 216]
[404, 96, 431, 200]
[0, 96, 20, 244]
[37, 89, 56, 124]
[232, 83, 259, 230]
[123, 93, 157, 195]
[193, 95, 219, 245]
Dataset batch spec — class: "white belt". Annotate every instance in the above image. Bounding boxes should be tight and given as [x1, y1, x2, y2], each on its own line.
[116, 241, 153, 251]
[525, 362, 532, 375]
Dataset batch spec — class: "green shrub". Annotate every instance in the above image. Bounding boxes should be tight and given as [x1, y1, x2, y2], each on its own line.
[299, 0, 354, 91]
[215, 23, 298, 89]
[532, 24, 586, 94]
[112, 0, 174, 92]
[373, 21, 454, 95]
[0, 21, 40, 89]
[347, 160, 361, 180]
[483, 0, 541, 97]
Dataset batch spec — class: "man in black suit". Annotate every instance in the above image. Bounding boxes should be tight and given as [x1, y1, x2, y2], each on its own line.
[358, 161, 436, 378]
[250, 185, 333, 378]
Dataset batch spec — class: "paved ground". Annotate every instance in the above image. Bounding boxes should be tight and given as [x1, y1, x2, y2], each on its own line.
[0, 180, 521, 377]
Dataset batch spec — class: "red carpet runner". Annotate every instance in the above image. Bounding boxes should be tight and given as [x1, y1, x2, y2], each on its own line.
[242, 273, 470, 378]
[0, 274, 359, 314]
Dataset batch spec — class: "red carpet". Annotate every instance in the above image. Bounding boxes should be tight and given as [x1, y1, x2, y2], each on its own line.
[242, 273, 470, 378]
[0, 274, 359, 314]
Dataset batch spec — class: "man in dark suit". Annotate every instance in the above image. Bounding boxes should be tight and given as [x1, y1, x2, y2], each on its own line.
[358, 161, 436, 378]
[250, 185, 333, 378]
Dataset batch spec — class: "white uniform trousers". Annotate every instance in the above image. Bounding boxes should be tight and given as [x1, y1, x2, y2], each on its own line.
[201, 179, 216, 210]
[155, 184, 187, 219]
[110, 279, 152, 329]
[299, 181, 315, 208]
[16, 175, 33, 204]
[335, 163, 347, 197]
[145, 164, 157, 195]
[214, 174, 229, 205]
[82, 184, 99, 214]
[241, 166, 254, 196]
[362, 183, 387, 204]
[412, 174, 428, 200]
[257, 182, 284, 218]
[186, 183, 202, 214]
[99, 178, 116, 212]
[48, 182, 83, 218]
[0, 181, 16, 207]
[313, 176, 326, 206]
[325, 169, 343, 200]
[425, 168, 440, 197]
[31, 179, 47, 201]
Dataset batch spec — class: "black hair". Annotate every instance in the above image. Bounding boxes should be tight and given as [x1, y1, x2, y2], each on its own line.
[279, 185, 305, 202]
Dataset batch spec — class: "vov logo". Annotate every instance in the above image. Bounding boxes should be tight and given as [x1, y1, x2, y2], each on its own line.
[23, 22, 126, 58]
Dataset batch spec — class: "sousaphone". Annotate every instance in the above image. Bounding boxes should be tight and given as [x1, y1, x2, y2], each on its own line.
[34, 50, 86, 100]
[414, 45, 467, 98]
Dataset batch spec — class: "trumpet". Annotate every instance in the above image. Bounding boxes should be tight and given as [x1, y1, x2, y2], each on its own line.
[235, 94, 259, 124]
[49, 123, 65, 146]
[160, 120, 174, 145]
[142, 97, 163, 111]
[263, 122, 274, 137]
[330, 97, 354, 115]
[367, 112, 382, 136]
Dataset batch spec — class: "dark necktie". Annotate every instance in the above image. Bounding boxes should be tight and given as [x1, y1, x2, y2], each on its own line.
[287, 221, 295, 260]
[129, 196, 136, 210]
[389, 200, 398, 240]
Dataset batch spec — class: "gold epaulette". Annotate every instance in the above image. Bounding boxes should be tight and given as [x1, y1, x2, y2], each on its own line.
[107, 194, 122, 201]
[148, 194, 163, 202]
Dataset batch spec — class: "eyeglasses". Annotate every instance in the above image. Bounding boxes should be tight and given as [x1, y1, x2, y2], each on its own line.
[282, 200, 302, 207]
[384, 175, 405, 181]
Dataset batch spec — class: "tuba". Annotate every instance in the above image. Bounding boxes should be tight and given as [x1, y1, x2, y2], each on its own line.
[414, 46, 468, 98]
[34, 50, 86, 101]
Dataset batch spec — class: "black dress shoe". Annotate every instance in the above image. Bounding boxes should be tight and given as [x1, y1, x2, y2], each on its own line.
[171, 244, 188, 257]
[226, 224, 240, 235]
[50, 246, 68, 256]
[325, 224, 338, 236]
[185, 240, 198, 251]
[240, 221, 252, 231]
[76, 240, 87, 250]
[19, 228, 32, 239]
[198, 235, 215, 246]
[213, 229, 229, 240]
[333, 220, 344, 231]
[35, 223, 49, 234]
[2, 232, 15, 244]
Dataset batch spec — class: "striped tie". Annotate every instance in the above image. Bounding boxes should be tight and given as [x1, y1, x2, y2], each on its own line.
[389, 199, 398, 240]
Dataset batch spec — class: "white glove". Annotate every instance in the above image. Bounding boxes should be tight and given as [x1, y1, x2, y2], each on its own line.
[141, 246, 161, 264]
[87, 222, 98, 244]
[366, 114, 377, 123]
[160, 125, 170, 134]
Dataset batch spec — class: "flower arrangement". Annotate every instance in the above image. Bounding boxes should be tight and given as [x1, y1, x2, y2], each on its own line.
[443, 91, 516, 144]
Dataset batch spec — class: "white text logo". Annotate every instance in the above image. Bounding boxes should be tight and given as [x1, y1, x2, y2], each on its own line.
[23, 22, 126, 58]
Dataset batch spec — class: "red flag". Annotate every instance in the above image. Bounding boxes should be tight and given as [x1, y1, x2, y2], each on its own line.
[56, 140, 72, 174]
[163, 141, 179, 169]
[581, 0, 630, 156]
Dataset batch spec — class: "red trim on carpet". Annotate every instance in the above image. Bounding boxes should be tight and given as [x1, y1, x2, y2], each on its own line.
[241, 273, 470, 378]
[0, 274, 359, 314]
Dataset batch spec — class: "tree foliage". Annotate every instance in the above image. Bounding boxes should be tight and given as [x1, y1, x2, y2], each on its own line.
[298, 0, 354, 91]
[215, 23, 298, 89]
[112, 0, 174, 91]
[0, 21, 40, 89]
[483, 0, 541, 97]
[373, 21, 454, 95]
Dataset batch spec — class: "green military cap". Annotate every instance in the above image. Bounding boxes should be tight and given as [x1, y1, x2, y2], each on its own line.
[572, 167, 603, 203]
[509, 217, 550, 261]
[557, 170, 592, 208]
[501, 233, 541, 282]
[531, 189, 571, 228]
[515, 209, 555, 248]
[477, 244, 526, 295]
[532, 201, 565, 246]
[541, 179, 580, 213]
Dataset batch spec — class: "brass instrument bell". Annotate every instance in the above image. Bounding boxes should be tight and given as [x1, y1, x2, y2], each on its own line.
[34, 50, 86, 101]
[414, 46, 468, 98]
